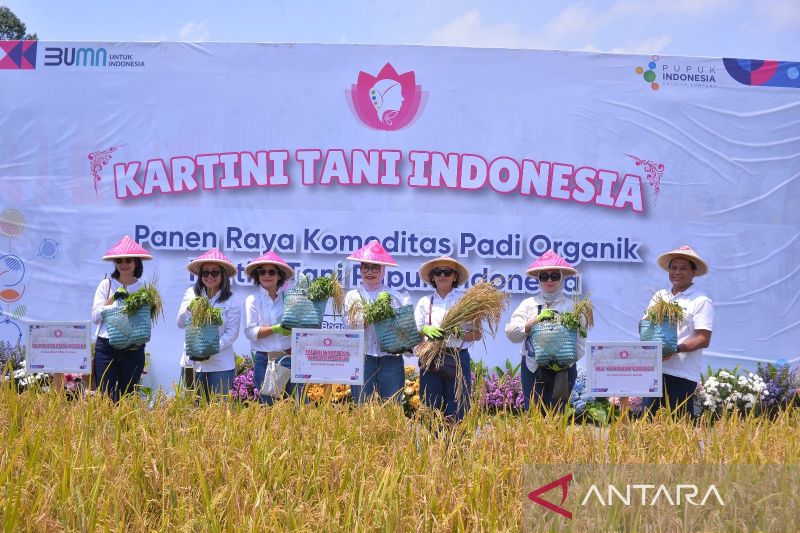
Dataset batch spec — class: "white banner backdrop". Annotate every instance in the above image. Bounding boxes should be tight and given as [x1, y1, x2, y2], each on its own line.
[1, 42, 798, 392]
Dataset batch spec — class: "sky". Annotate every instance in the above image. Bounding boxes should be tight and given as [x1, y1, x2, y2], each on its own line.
[4, 0, 799, 60]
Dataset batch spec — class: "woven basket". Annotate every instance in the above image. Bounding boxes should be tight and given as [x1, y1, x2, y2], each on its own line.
[374, 304, 421, 354]
[101, 306, 133, 349]
[185, 318, 221, 361]
[640, 318, 678, 355]
[531, 321, 578, 367]
[281, 288, 327, 330]
[127, 306, 152, 347]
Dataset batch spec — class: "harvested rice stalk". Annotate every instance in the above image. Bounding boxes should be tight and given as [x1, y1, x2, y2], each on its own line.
[307, 272, 345, 315]
[646, 295, 685, 324]
[416, 281, 510, 405]
[123, 275, 164, 324]
[190, 296, 223, 328]
[348, 291, 396, 327]
[557, 295, 594, 337]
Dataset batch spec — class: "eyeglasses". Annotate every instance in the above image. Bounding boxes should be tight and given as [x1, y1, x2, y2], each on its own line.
[201, 270, 222, 279]
[256, 268, 279, 276]
[538, 272, 562, 282]
[360, 264, 382, 273]
[114, 258, 134, 265]
[432, 268, 455, 277]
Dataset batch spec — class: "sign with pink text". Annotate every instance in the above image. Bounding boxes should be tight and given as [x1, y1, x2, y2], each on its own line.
[25, 322, 92, 374]
[587, 342, 662, 397]
[1, 42, 798, 393]
[291, 329, 365, 385]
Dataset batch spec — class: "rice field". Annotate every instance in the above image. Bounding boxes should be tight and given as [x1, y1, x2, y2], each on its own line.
[1, 384, 798, 532]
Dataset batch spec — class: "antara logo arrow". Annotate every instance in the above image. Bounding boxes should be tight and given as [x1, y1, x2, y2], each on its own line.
[528, 473, 573, 519]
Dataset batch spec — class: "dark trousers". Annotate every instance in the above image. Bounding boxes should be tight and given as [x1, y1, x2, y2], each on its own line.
[93, 337, 145, 402]
[521, 355, 577, 413]
[644, 374, 697, 419]
[419, 349, 472, 422]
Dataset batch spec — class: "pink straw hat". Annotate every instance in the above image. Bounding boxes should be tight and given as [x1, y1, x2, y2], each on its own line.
[187, 248, 237, 277]
[346, 240, 397, 267]
[657, 245, 708, 276]
[418, 256, 469, 286]
[526, 250, 578, 277]
[244, 251, 295, 279]
[102, 235, 152, 261]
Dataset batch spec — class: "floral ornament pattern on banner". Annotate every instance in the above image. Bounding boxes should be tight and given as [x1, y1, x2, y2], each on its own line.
[626, 154, 665, 204]
[89, 144, 126, 196]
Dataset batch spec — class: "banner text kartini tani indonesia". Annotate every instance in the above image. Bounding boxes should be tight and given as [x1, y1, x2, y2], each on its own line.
[113, 148, 648, 213]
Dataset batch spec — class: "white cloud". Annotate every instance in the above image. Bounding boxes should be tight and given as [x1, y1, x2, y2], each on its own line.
[430, 10, 525, 48]
[540, 3, 596, 39]
[610, 0, 727, 19]
[179, 20, 210, 42]
[609, 35, 672, 54]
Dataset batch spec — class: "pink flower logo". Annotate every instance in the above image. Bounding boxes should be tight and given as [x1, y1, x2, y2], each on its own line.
[619, 350, 629, 359]
[349, 63, 425, 131]
[323, 338, 333, 347]
[54, 329, 63, 338]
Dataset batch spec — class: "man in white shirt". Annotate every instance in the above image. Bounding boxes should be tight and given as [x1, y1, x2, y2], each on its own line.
[643, 246, 714, 418]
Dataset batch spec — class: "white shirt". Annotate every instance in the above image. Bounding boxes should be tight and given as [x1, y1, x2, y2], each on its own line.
[414, 288, 473, 350]
[646, 286, 714, 382]
[244, 287, 290, 353]
[504, 293, 585, 373]
[176, 286, 241, 373]
[91, 277, 145, 339]
[343, 285, 412, 356]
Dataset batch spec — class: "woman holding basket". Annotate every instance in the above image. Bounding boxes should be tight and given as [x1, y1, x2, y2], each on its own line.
[90, 236, 152, 401]
[414, 257, 481, 422]
[343, 240, 413, 404]
[177, 248, 241, 399]
[243, 251, 298, 404]
[505, 250, 584, 412]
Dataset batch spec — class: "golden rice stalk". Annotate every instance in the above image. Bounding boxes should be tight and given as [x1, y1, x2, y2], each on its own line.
[190, 296, 223, 328]
[417, 281, 510, 404]
[646, 294, 685, 324]
[557, 294, 594, 336]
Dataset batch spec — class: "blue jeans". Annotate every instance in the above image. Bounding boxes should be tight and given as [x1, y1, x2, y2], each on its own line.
[521, 355, 577, 413]
[93, 337, 145, 402]
[195, 369, 234, 400]
[419, 349, 472, 422]
[351, 354, 405, 404]
[253, 352, 303, 405]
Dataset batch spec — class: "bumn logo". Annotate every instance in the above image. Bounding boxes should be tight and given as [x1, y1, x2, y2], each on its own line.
[44, 46, 107, 67]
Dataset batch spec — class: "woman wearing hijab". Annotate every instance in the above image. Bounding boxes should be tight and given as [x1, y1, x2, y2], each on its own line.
[642, 245, 713, 418]
[91, 235, 152, 401]
[177, 248, 241, 399]
[343, 240, 412, 404]
[505, 250, 583, 412]
[414, 256, 481, 422]
[243, 251, 297, 404]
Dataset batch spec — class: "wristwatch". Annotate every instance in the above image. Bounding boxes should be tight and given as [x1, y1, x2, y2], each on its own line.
[675, 345, 682, 353]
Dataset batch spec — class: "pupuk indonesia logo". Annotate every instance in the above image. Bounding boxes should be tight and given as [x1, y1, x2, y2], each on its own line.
[349, 63, 425, 131]
[635, 55, 660, 90]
